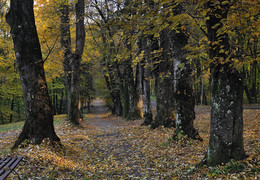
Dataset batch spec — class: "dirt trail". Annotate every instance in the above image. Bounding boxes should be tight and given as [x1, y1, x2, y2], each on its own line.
[84, 98, 128, 131]
[79, 99, 145, 178]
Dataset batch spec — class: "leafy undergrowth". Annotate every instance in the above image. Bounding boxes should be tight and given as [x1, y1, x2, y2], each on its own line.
[0, 106, 259, 179]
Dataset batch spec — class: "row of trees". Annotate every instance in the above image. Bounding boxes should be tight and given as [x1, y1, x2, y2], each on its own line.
[87, 0, 258, 165]
[0, 0, 258, 166]
[0, 0, 258, 124]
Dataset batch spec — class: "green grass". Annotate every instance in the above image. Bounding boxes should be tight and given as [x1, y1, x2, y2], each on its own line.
[0, 115, 66, 133]
[0, 121, 25, 132]
[150, 95, 156, 102]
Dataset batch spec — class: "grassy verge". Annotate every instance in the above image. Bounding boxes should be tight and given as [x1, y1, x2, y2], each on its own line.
[0, 115, 66, 133]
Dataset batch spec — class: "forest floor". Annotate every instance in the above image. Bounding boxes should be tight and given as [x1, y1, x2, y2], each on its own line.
[0, 99, 259, 179]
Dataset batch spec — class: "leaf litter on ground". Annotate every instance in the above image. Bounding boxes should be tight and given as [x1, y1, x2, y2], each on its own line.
[0, 99, 259, 179]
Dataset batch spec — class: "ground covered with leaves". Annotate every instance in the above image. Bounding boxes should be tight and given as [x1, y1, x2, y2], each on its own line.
[0, 99, 259, 179]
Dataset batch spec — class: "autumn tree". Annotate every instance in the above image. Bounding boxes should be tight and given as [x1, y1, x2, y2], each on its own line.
[34, 0, 66, 115]
[203, 0, 247, 166]
[139, 1, 199, 138]
[86, 0, 122, 116]
[119, 0, 143, 120]
[60, 0, 85, 124]
[6, 0, 60, 149]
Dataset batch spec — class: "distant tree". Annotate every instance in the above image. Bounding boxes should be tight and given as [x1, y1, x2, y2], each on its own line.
[6, 0, 60, 149]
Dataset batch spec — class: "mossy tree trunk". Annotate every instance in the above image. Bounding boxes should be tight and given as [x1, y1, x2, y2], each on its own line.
[204, 0, 246, 166]
[6, 0, 60, 149]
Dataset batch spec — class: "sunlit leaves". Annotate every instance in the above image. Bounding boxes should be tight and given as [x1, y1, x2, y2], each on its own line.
[34, 0, 64, 81]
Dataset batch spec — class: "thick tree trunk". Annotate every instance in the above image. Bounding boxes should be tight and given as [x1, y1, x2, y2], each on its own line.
[152, 76, 175, 128]
[208, 64, 246, 165]
[152, 29, 175, 129]
[6, 0, 60, 149]
[204, 0, 246, 166]
[170, 29, 201, 140]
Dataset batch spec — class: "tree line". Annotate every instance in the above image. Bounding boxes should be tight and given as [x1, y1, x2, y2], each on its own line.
[0, 0, 259, 166]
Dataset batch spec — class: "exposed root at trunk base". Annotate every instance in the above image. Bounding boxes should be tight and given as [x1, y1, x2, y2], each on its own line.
[12, 131, 61, 150]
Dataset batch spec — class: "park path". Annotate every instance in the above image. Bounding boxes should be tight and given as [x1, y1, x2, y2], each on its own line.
[78, 99, 146, 178]
[83, 98, 135, 132]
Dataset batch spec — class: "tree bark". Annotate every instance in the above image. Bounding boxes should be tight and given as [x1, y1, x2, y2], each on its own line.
[141, 37, 153, 125]
[136, 62, 144, 119]
[204, 0, 246, 166]
[152, 29, 175, 129]
[122, 64, 130, 119]
[60, 0, 85, 124]
[125, 60, 141, 120]
[103, 69, 123, 116]
[170, 29, 201, 140]
[6, 0, 60, 149]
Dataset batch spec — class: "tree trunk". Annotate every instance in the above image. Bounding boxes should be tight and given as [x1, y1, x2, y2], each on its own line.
[6, 0, 60, 149]
[0, 111, 4, 124]
[136, 62, 144, 119]
[153, 76, 175, 128]
[244, 85, 252, 104]
[103, 72, 123, 116]
[125, 61, 141, 120]
[152, 29, 175, 129]
[17, 100, 21, 120]
[204, 0, 246, 166]
[141, 37, 153, 125]
[136, 40, 144, 119]
[142, 64, 153, 124]
[170, 29, 201, 140]
[252, 61, 257, 103]
[60, 0, 85, 124]
[59, 89, 64, 114]
[9, 96, 14, 123]
[122, 66, 130, 119]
